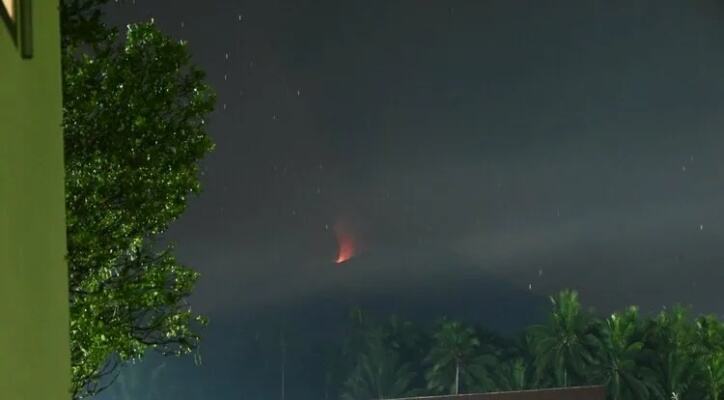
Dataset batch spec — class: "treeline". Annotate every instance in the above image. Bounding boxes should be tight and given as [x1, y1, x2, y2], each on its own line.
[323, 290, 724, 400]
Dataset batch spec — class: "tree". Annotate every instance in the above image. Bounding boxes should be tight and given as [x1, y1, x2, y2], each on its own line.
[695, 352, 724, 400]
[641, 306, 696, 400]
[341, 327, 416, 400]
[691, 316, 724, 400]
[327, 299, 724, 398]
[61, 1, 215, 397]
[527, 290, 599, 388]
[494, 357, 533, 392]
[591, 306, 658, 400]
[425, 319, 496, 395]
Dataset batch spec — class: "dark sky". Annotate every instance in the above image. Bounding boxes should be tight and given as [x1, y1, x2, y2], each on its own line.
[101, 1, 724, 399]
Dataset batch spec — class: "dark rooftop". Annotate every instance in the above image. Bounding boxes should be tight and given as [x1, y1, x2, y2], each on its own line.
[390, 385, 606, 400]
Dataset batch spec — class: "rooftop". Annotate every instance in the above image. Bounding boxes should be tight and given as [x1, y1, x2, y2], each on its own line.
[389, 385, 606, 400]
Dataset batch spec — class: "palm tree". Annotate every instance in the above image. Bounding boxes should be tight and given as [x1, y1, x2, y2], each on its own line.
[425, 318, 496, 395]
[641, 306, 696, 400]
[341, 328, 416, 400]
[495, 357, 533, 391]
[527, 290, 599, 388]
[592, 306, 659, 400]
[386, 315, 424, 364]
[692, 316, 724, 400]
[694, 351, 724, 400]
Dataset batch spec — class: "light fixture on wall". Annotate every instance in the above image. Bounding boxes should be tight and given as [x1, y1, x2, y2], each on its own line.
[1, 0, 33, 59]
[1, 0, 14, 21]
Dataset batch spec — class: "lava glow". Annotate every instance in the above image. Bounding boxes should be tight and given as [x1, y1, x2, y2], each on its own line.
[335, 233, 356, 264]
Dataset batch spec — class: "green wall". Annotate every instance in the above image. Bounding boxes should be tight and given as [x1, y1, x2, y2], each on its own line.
[0, 1, 71, 399]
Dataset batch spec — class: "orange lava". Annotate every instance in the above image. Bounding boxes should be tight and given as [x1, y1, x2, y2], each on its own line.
[335, 233, 355, 264]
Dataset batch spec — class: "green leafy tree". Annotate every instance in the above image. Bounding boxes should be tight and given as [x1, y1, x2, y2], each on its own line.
[328, 299, 724, 399]
[642, 306, 696, 400]
[691, 316, 724, 400]
[387, 315, 425, 361]
[494, 357, 533, 391]
[693, 315, 724, 354]
[698, 351, 724, 400]
[386, 315, 428, 386]
[61, 1, 215, 397]
[527, 290, 599, 388]
[341, 327, 417, 400]
[592, 306, 659, 400]
[694, 352, 724, 400]
[425, 319, 496, 395]
[61, 0, 114, 48]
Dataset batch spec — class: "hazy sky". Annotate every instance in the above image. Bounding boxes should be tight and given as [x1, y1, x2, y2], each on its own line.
[102, 1, 724, 398]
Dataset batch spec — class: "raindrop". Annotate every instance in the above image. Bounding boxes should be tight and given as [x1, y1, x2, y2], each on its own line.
[296, 89, 302, 96]
[682, 165, 686, 172]
[699, 224, 704, 231]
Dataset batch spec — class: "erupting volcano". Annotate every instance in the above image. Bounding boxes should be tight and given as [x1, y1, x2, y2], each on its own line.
[334, 231, 356, 264]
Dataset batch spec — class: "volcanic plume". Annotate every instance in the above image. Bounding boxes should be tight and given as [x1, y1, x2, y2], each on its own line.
[335, 232, 355, 264]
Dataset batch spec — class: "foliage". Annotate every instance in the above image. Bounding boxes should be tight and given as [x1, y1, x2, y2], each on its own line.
[328, 292, 724, 400]
[60, 0, 114, 48]
[692, 316, 724, 400]
[61, 1, 215, 397]
[695, 351, 724, 400]
[341, 325, 417, 399]
[527, 290, 600, 388]
[641, 306, 697, 400]
[425, 319, 497, 395]
[591, 306, 659, 400]
[494, 357, 533, 392]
